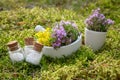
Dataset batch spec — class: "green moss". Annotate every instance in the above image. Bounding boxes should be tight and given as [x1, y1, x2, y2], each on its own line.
[0, 0, 120, 80]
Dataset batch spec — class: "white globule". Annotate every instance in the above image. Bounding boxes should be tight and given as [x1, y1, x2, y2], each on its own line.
[35, 25, 45, 32]
[9, 52, 24, 62]
[26, 50, 42, 65]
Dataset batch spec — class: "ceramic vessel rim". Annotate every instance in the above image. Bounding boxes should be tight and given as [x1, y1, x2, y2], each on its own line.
[85, 28, 107, 33]
[44, 34, 82, 49]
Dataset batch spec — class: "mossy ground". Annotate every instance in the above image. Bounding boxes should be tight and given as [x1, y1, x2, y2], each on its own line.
[0, 0, 120, 80]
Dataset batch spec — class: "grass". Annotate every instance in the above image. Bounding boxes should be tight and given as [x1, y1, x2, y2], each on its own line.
[0, 0, 120, 80]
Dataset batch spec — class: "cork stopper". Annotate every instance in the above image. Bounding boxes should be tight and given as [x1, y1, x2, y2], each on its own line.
[24, 37, 34, 45]
[33, 42, 43, 52]
[7, 41, 19, 51]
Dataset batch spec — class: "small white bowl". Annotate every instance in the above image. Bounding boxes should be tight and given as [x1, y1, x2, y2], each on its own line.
[42, 34, 82, 58]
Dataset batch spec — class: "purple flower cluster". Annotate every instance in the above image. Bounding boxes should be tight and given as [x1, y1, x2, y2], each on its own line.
[51, 20, 79, 48]
[85, 8, 114, 31]
[52, 24, 67, 48]
[103, 19, 114, 26]
[60, 20, 78, 29]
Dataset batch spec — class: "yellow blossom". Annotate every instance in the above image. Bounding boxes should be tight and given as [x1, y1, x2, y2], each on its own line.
[35, 28, 51, 46]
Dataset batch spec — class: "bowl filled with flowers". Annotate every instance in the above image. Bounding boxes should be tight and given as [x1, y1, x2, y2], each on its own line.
[35, 21, 82, 58]
[84, 8, 114, 51]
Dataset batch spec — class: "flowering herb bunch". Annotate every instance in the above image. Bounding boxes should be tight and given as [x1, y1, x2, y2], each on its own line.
[85, 8, 114, 32]
[51, 21, 79, 48]
[35, 21, 80, 48]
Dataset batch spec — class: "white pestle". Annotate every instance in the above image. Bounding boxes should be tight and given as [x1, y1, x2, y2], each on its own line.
[35, 25, 45, 32]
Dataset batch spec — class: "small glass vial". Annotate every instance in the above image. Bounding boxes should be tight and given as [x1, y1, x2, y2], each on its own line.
[24, 37, 34, 58]
[26, 42, 43, 65]
[7, 41, 24, 63]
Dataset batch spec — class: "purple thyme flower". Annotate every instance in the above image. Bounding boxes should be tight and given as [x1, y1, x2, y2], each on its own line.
[92, 8, 100, 14]
[85, 8, 114, 31]
[64, 21, 71, 25]
[106, 19, 114, 25]
[52, 21, 79, 48]
[99, 14, 105, 20]
[52, 41, 61, 48]
[60, 20, 78, 29]
[52, 24, 67, 48]
[103, 19, 114, 26]
[71, 22, 78, 29]
[85, 18, 93, 26]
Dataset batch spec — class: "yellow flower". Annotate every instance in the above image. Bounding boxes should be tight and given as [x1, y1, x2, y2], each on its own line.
[35, 28, 51, 46]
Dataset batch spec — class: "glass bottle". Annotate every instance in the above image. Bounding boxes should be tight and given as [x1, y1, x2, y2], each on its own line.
[24, 37, 34, 58]
[7, 41, 24, 63]
[26, 42, 44, 65]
